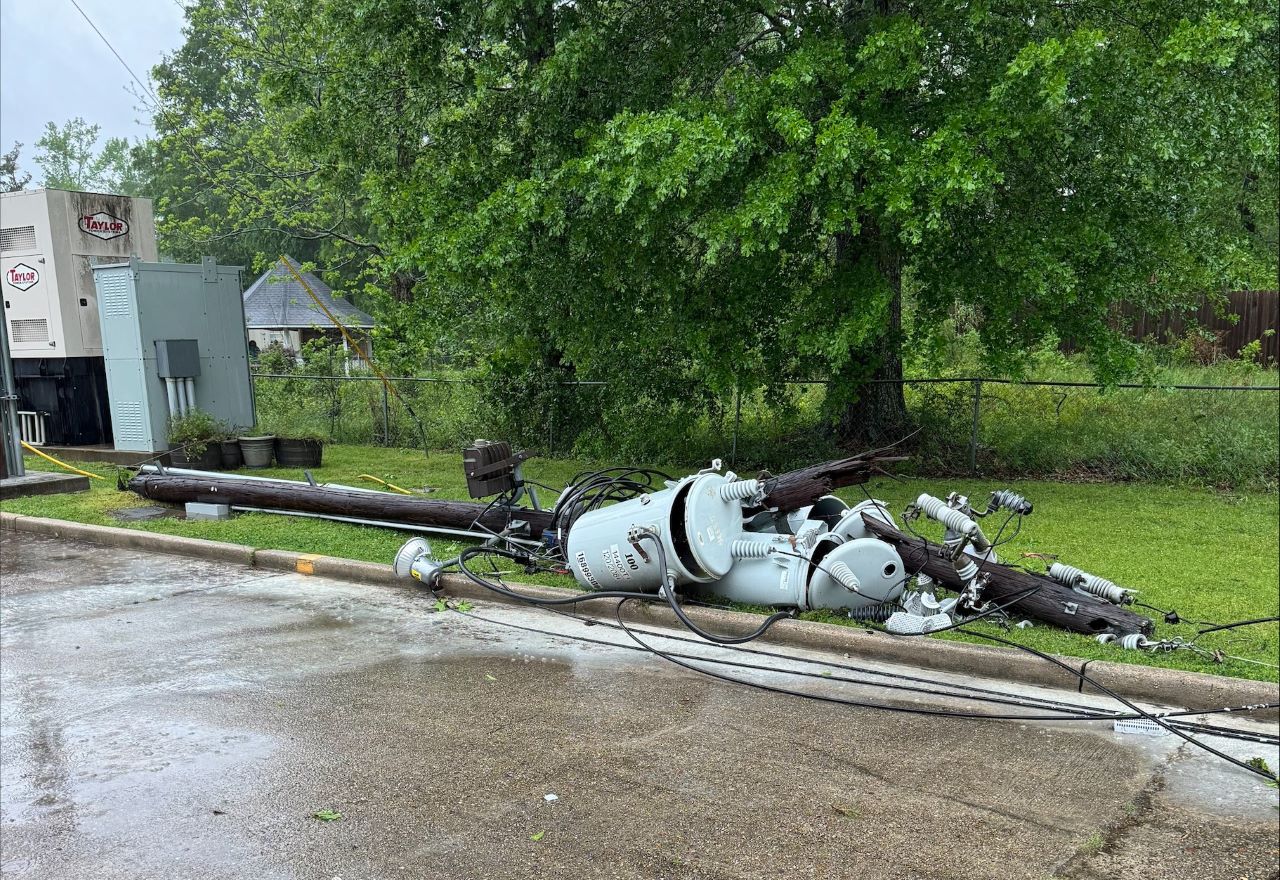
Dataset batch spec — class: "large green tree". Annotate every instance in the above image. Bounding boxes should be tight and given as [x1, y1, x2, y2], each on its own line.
[33, 118, 146, 195]
[152, 0, 1278, 445]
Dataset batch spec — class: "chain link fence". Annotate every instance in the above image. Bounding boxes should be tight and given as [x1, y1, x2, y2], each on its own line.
[250, 371, 1279, 487]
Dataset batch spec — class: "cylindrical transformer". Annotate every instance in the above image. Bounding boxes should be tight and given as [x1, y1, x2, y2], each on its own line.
[565, 471, 760, 592]
[807, 537, 906, 611]
[704, 532, 905, 612]
[828, 499, 898, 541]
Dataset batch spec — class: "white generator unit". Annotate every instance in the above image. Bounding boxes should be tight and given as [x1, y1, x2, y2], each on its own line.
[94, 258, 255, 453]
[0, 189, 158, 445]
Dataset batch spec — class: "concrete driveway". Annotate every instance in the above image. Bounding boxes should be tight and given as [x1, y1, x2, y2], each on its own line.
[1, 532, 1276, 880]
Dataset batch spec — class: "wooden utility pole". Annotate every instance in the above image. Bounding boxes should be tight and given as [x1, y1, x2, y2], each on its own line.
[860, 514, 1154, 636]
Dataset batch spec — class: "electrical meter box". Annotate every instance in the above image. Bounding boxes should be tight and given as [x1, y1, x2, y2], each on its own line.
[94, 258, 254, 452]
[154, 339, 201, 378]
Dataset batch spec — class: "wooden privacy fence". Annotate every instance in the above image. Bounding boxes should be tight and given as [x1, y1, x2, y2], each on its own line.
[1117, 290, 1278, 363]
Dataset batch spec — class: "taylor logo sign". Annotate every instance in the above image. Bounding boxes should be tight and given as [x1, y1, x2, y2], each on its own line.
[4, 263, 39, 291]
[79, 211, 128, 241]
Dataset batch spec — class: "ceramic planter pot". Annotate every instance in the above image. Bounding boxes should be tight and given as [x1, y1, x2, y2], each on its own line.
[238, 435, 276, 468]
[274, 437, 323, 468]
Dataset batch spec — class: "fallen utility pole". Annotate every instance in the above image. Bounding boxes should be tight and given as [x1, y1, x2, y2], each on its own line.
[750, 449, 909, 514]
[860, 513, 1154, 636]
[127, 472, 556, 535]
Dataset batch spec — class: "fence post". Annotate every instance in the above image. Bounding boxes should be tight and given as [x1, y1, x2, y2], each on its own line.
[381, 383, 390, 446]
[969, 379, 982, 475]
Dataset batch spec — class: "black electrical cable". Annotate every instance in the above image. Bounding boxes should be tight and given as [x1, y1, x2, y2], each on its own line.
[957, 627, 1279, 782]
[450, 495, 1278, 775]
[634, 530, 795, 645]
[609, 598, 1280, 757]
[1195, 616, 1280, 637]
[453, 605, 1279, 744]
[456, 546, 656, 607]
[443, 537, 1280, 743]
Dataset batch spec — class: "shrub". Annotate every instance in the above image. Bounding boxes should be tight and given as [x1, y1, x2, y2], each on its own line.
[167, 408, 226, 457]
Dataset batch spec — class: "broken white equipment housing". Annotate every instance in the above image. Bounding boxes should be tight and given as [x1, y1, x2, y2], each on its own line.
[566, 466, 908, 613]
[565, 462, 765, 592]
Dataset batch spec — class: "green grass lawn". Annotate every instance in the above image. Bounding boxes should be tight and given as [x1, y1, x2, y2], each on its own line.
[5, 444, 1277, 682]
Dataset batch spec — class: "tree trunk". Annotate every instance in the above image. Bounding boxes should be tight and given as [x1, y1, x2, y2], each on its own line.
[835, 240, 910, 447]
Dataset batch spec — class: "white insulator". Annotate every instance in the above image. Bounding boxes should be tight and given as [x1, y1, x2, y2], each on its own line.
[828, 561, 860, 593]
[901, 591, 926, 616]
[916, 494, 990, 550]
[718, 478, 763, 502]
[953, 555, 979, 583]
[916, 571, 935, 589]
[1119, 633, 1151, 650]
[1049, 562, 1086, 586]
[1050, 563, 1132, 605]
[730, 539, 775, 559]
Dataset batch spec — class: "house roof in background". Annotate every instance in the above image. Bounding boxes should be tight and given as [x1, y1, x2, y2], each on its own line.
[242, 256, 375, 329]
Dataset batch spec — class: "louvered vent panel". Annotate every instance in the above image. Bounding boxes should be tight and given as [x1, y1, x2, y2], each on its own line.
[98, 272, 133, 318]
[9, 319, 49, 343]
[0, 226, 37, 252]
[113, 401, 146, 442]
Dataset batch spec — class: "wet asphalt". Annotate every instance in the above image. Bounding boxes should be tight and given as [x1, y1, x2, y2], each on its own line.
[1, 531, 1276, 880]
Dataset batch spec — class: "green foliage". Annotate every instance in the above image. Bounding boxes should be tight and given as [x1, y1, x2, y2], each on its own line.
[255, 340, 294, 374]
[146, 0, 1278, 444]
[1, 142, 30, 192]
[33, 118, 144, 194]
[167, 408, 228, 457]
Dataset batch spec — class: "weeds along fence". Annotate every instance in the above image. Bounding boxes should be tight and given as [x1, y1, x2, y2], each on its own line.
[250, 372, 1280, 490]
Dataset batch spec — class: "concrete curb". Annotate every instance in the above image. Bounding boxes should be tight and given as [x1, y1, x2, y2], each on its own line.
[3, 512, 1276, 713]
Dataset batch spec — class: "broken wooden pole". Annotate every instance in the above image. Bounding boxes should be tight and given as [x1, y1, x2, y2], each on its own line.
[127, 473, 556, 535]
[860, 513, 1154, 636]
[751, 450, 909, 515]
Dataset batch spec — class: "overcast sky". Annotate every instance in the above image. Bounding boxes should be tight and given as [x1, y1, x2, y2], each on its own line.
[1, 0, 186, 182]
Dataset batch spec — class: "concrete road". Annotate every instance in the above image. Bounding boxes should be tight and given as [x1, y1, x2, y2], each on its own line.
[1, 533, 1276, 880]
